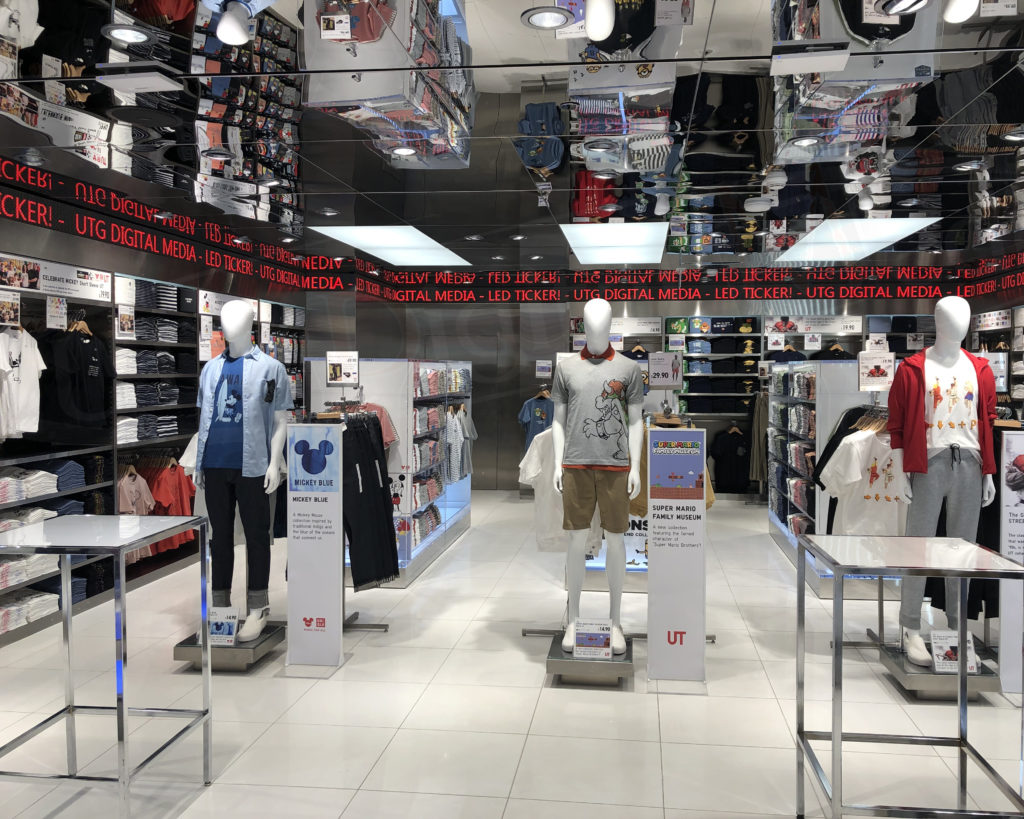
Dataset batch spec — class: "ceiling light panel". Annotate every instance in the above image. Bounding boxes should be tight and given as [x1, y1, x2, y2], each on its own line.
[776, 217, 941, 263]
[311, 225, 471, 267]
[560, 223, 669, 265]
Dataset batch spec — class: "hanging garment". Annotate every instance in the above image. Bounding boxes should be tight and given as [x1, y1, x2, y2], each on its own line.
[518, 396, 554, 453]
[458, 407, 476, 478]
[748, 391, 770, 483]
[709, 428, 751, 493]
[342, 414, 400, 590]
[445, 410, 463, 485]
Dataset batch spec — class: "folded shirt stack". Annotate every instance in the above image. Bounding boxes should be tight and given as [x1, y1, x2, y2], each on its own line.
[135, 316, 157, 341]
[39, 460, 85, 492]
[136, 414, 158, 439]
[115, 348, 137, 375]
[155, 283, 178, 310]
[117, 417, 138, 444]
[294, 307, 305, 327]
[0, 508, 57, 534]
[134, 383, 161, 407]
[177, 319, 196, 343]
[136, 350, 159, 374]
[176, 353, 197, 375]
[31, 574, 88, 605]
[41, 498, 84, 516]
[282, 306, 295, 326]
[84, 455, 106, 485]
[0, 554, 58, 586]
[178, 385, 198, 405]
[0, 590, 59, 633]
[135, 280, 157, 308]
[157, 382, 179, 404]
[156, 416, 179, 437]
[156, 351, 176, 373]
[270, 303, 284, 324]
[0, 468, 58, 502]
[156, 319, 178, 343]
[116, 382, 137, 409]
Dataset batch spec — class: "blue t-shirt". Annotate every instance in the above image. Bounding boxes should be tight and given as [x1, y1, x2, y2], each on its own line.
[202, 355, 245, 469]
[518, 397, 554, 452]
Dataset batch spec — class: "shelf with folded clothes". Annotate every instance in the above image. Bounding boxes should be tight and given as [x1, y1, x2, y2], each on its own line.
[0, 445, 113, 470]
[0, 555, 107, 598]
[115, 404, 198, 415]
[132, 307, 196, 319]
[114, 374, 199, 380]
[413, 427, 443, 440]
[680, 392, 759, 398]
[0, 482, 114, 514]
[114, 341, 198, 349]
[115, 434, 196, 451]
[679, 353, 763, 358]
[677, 333, 759, 338]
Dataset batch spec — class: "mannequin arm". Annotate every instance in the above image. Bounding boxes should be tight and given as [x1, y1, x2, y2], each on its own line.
[892, 448, 912, 501]
[982, 474, 996, 507]
[626, 402, 643, 500]
[264, 410, 288, 494]
[552, 401, 566, 494]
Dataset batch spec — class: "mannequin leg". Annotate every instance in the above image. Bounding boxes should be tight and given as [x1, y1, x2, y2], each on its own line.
[605, 532, 627, 654]
[235, 475, 272, 642]
[562, 530, 589, 652]
[203, 468, 238, 608]
[941, 457, 982, 628]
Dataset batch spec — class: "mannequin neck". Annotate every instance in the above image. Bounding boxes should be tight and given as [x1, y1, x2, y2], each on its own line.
[225, 337, 253, 359]
[927, 336, 965, 368]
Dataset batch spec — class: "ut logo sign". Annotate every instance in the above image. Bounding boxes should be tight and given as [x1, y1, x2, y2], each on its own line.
[667, 630, 687, 645]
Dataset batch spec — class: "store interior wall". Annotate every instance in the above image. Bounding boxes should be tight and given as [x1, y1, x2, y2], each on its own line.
[305, 291, 356, 359]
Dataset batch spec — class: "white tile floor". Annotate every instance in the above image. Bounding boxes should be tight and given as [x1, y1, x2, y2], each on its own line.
[0, 494, 1021, 817]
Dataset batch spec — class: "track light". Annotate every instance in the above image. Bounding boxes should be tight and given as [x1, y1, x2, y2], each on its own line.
[875, 0, 929, 13]
[943, 0, 979, 23]
[585, 0, 615, 41]
[102, 23, 157, 46]
[520, 6, 574, 30]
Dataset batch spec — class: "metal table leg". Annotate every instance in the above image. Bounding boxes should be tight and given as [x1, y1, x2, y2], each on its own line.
[957, 577, 969, 811]
[832, 573, 844, 819]
[199, 522, 212, 785]
[113, 552, 130, 818]
[60, 555, 76, 777]
[796, 542, 807, 819]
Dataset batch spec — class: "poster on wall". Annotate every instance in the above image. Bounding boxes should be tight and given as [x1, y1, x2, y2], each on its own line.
[649, 352, 683, 388]
[0, 291, 18, 325]
[326, 351, 359, 386]
[0, 254, 112, 303]
[647, 428, 706, 681]
[1000, 430, 1024, 693]
[803, 333, 821, 352]
[535, 359, 552, 379]
[116, 304, 135, 340]
[287, 423, 345, 667]
[46, 296, 65, 330]
[858, 351, 895, 391]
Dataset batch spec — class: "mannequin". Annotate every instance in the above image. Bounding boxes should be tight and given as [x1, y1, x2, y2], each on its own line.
[887, 296, 996, 666]
[552, 298, 644, 655]
[195, 300, 291, 642]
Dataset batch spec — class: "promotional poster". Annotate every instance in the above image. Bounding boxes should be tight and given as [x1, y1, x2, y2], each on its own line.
[647, 428, 706, 681]
[1000, 431, 1024, 693]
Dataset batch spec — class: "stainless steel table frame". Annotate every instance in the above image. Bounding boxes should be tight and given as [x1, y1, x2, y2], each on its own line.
[0, 515, 211, 817]
[796, 534, 1024, 819]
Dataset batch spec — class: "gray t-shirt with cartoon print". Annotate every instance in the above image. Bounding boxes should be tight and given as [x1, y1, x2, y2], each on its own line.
[552, 351, 644, 468]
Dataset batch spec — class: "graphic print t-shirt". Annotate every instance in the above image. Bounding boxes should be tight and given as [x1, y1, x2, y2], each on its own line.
[552, 351, 643, 469]
[518, 396, 554, 452]
[202, 356, 245, 469]
[924, 353, 980, 457]
[0, 328, 45, 440]
[818, 430, 910, 537]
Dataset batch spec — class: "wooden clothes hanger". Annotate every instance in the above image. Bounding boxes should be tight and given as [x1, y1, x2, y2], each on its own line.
[829, 342, 844, 351]
[783, 344, 797, 352]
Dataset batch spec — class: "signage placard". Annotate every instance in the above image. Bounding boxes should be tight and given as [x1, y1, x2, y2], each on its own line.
[647, 428, 706, 681]
[0, 290, 18, 325]
[573, 618, 612, 659]
[45, 296, 65, 330]
[971, 309, 1011, 331]
[649, 352, 683, 388]
[199, 290, 258, 317]
[858, 351, 895, 391]
[611, 316, 663, 335]
[803, 333, 821, 352]
[287, 423, 345, 667]
[1000, 431, 1024, 693]
[326, 351, 359, 386]
[116, 304, 135, 340]
[209, 607, 239, 647]
[535, 359, 552, 379]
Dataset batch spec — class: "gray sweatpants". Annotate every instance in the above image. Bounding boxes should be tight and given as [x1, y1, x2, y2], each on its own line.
[899, 448, 981, 630]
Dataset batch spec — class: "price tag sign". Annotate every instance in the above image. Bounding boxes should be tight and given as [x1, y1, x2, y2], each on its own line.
[867, 333, 889, 352]
[649, 352, 683, 388]
[46, 296, 66, 330]
[667, 335, 686, 351]
[573, 618, 613, 659]
[766, 332, 785, 351]
[535, 359, 552, 379]
[260, 322, 271, 346]
[116, 304, 136, 340]
[326, 351, 359, 386]
[804, 333, 821, 352]
[858, 351, 895, 392]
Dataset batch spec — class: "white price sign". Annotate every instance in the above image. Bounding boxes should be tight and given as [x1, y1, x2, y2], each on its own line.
[649, 352, 683, 388]
[667, 335, 686, 351]
[858, 351, 895, 391]
[766, 332, 785, 350]
[535, 359, 552, 379]
[804, 333, 821, 352]
[46, 296, 66, 330]
[326, 351, 359, 386]
[573, 618, 613, 659]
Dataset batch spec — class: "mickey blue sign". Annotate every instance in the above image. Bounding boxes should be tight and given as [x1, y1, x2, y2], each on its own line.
[288, 427, 340, 492]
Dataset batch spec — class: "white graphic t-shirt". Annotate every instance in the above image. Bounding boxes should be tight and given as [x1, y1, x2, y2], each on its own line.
[819, 431, 910, 537]
[0, 327, 45, 442]
[924, 352, 980, 457]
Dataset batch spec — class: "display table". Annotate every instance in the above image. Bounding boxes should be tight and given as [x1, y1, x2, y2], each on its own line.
[0, 515, 211, 817]
[796, 534, 1024, 819]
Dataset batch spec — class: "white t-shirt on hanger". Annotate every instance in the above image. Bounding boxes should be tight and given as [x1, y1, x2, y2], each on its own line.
[0, 327, 45, 441]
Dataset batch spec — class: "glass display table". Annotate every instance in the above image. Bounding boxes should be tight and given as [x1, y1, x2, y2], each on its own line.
[0, 515, 210, 817]
[796, 534, 1024, 819]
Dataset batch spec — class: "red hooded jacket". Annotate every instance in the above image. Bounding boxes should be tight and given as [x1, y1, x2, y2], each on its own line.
[886, 350, 996, 475]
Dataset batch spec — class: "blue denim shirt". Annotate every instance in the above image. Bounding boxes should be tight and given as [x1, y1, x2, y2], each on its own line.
[196, 346, 293, 478]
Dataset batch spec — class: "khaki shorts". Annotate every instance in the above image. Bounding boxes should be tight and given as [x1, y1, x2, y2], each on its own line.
[561, 468, 630, 533]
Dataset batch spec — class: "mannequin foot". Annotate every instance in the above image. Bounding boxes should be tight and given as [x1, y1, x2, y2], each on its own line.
[611, 624, 626, 655]
[902, 627, 931, 667]
[238, 606, 270, 643]
[562, 620, 576, 653]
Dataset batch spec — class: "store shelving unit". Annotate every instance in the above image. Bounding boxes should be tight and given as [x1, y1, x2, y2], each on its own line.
[767, 360, 867, 599]
[866, 314, 936, 362]
[968, 309, 1012, 396]
[259, 299, 306, 412]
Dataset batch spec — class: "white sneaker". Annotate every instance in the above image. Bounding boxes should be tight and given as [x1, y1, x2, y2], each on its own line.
[902, 627, 931, 667]
[237, 607, 270, 643]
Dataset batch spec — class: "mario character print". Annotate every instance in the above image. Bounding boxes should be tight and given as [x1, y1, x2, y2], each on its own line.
[582, 379, 629, 461]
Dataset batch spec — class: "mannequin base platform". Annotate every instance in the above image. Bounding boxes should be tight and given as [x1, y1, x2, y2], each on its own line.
[175, 625, 286, 672]
[866, 629, 1000, 700]
[546, 635, 634, 685]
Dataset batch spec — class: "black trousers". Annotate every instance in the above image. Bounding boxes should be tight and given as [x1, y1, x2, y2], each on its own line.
[204, 468, 271, 594]
[342, 415, 400, 590]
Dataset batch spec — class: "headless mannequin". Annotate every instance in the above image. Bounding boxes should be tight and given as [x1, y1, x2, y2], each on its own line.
[552, 299, 644, 655]
[892, 297, 995, 665]
[197, 300, 288, 642]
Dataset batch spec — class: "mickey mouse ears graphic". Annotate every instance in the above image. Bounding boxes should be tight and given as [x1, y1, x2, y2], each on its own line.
[295, 439, 334, 475]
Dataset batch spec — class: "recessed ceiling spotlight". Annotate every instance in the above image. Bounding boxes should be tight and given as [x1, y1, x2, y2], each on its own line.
[744, 196, 773, 213]
[875, 0, 930, 12]
[154, 210, 173, 220]
[754, 229, 771, 236]
[491, 255, 505, 261]
[102, 23, 157, 46]
[592, 170, 617, 180]
[584, 139, 617, 153]
[317, 207, 340, 217]
[17, 148, 44, 167]
[943, 0, 979, 23]
[599, 203, 622, 213]
[257, 175, 282, 187]
[790, 135, 822, 148]
[1002, 126, 1024, 142]
[530, 255, 544, 260]
[333, 256, 345, 262]
[392, 146, 416, 156]
[201, 147, 233, 161]
[953, 158, 985, 172]
[464, 234, 484, 241]
[510, 234, 526, 241]
[520, 5, 574, 29]
[897, 198, 922, 207]
[280, 236, 298, 244]
[232, 235, 251, 245]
